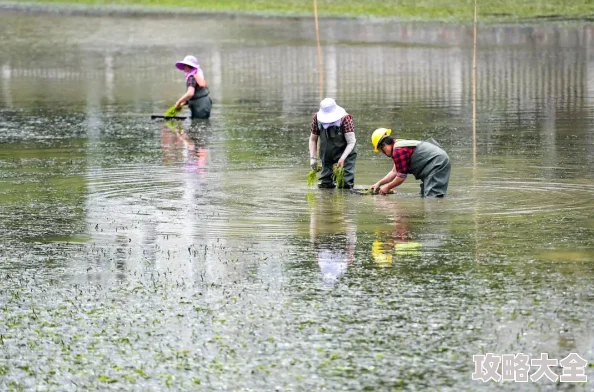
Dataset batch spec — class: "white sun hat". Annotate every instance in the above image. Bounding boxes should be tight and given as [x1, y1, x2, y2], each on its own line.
[175, 55, 199, 70]
[316, 98, 347, 124]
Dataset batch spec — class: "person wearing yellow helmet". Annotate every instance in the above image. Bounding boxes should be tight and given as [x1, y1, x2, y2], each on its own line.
[308, 98, 357, 189]
[370, 128, 451, 197]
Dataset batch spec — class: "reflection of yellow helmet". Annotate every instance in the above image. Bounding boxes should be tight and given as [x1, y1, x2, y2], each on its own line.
[371, 128, 392, 152]
[394, 242, 422, 256]
[372, 240, 392, 267]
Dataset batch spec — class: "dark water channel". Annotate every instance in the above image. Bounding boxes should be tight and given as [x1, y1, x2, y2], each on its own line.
[1, 11, 594, 391]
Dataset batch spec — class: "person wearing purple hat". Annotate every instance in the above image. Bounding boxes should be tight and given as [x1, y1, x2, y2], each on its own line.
[308, 98, 357, 189]
[174, 55, 212, 119]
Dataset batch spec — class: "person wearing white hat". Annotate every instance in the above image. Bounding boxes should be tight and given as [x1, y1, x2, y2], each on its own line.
[174, 55, 212, 119]
[308, 98, 357, 189]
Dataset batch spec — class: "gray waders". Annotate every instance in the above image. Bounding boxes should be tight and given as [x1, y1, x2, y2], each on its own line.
[318, 123, 357, 189]
[188, 86, 212, 119]
[407, 138, 451, 197]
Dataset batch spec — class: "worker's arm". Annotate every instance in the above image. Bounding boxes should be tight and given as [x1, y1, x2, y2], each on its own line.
[371, 166, 397, 191]
[337, 132, 356, 166]
[380, 175, 406, 195]
[378, 146, 411, 194]
[309, 116, 319, 169]
[337, 116, 356, 167]
[309, 134, 319, 169]
[175, 86, 195, 109]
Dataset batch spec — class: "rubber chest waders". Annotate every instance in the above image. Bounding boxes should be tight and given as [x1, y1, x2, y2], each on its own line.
[395, 138, 451, 197]
[188, 78, 212, 119]
[318, 121, 357, 189]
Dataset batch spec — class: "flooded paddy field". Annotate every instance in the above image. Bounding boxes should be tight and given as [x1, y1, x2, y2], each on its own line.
[1, 11, 594, 391]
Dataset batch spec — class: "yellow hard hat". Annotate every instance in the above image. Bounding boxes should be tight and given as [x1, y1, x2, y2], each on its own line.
[371, 128, 392, 152]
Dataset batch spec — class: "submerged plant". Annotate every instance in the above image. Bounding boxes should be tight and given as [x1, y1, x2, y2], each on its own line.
[332, 164, 345, 188]
[164, 120, 183, 133]
[307, 164, 322, 187]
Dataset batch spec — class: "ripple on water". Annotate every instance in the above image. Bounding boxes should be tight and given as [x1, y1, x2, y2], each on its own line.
[86, 164, 201, 201]
[448, 179, 594, 218]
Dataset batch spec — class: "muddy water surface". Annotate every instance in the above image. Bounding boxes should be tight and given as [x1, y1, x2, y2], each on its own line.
[1, 11, 594, 391]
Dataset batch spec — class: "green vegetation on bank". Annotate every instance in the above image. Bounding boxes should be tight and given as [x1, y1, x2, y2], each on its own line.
[21, 0, 594, 21]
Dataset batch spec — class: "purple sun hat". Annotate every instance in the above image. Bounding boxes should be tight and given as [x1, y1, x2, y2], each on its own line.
[175, 55, 199, 71]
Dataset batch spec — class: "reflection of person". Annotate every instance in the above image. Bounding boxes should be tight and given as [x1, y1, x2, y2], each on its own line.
[370, 197, 451, 267]
[370, 206, 421, 267]
[308, 98, 357, 189]
[372, 228, 422, 267]
[317, 244, 353, 286]
[180, 132, 209, 177]
[161, 125, 209, 184]
[371, 202, 417, 267]
[308, 194, 356, 286]
[370, 128, 451, 197]
[174, 55, 212, 119]
[371, 238, 393, 267]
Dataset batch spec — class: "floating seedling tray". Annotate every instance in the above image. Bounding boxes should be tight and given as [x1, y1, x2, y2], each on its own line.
[151, 114, 188, 120]
[152, 104, 186, 120]
[350, 188, 395, 195]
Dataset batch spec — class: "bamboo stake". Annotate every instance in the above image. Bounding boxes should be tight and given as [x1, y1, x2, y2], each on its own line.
[472, 0, 479, 263]
[313, 0, 324, 100]
[472, 0, 478, 166]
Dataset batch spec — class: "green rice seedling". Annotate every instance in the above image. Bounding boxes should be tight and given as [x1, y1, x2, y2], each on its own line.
[307, 164, 322, 187]
[353, 188, 395, 195]
[164, 105, 181, 118]
[332, 164, 345, 188]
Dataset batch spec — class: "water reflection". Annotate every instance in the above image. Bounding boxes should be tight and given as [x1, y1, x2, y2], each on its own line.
[373, 197, 416, 268]
[308, 192, 356, 287]
[161, 122, 210, 183]
[371, 224, 422, 268]
[1, 11, 594, 390]
[370, 197, 451, 268]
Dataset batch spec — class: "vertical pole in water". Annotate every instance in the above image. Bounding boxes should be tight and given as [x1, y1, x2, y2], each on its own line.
[472, 0, 478, 166]
[314, 0, 324, 100]
[472, 0, 479, 262]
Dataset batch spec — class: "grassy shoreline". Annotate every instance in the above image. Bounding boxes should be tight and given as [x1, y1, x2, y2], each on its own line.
[4, 0, 594, 22]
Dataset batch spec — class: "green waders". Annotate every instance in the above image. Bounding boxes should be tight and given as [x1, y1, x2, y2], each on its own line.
[406, 138, 451, 197]
[188, 86, 212, 119]
[318, 123, 357, 189]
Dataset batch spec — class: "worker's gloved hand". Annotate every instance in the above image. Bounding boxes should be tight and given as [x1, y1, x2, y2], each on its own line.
[310, 158, 318, 170]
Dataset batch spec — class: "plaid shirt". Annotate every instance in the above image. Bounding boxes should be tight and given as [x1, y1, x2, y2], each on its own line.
[392, 147, 416, 178]
[310, 114, 355, 135]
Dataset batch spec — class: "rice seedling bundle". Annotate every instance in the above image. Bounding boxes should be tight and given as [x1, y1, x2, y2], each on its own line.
[332, 164, 345, 188]
[164, 105, 182, 118]
[307, 164, 322, 187]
